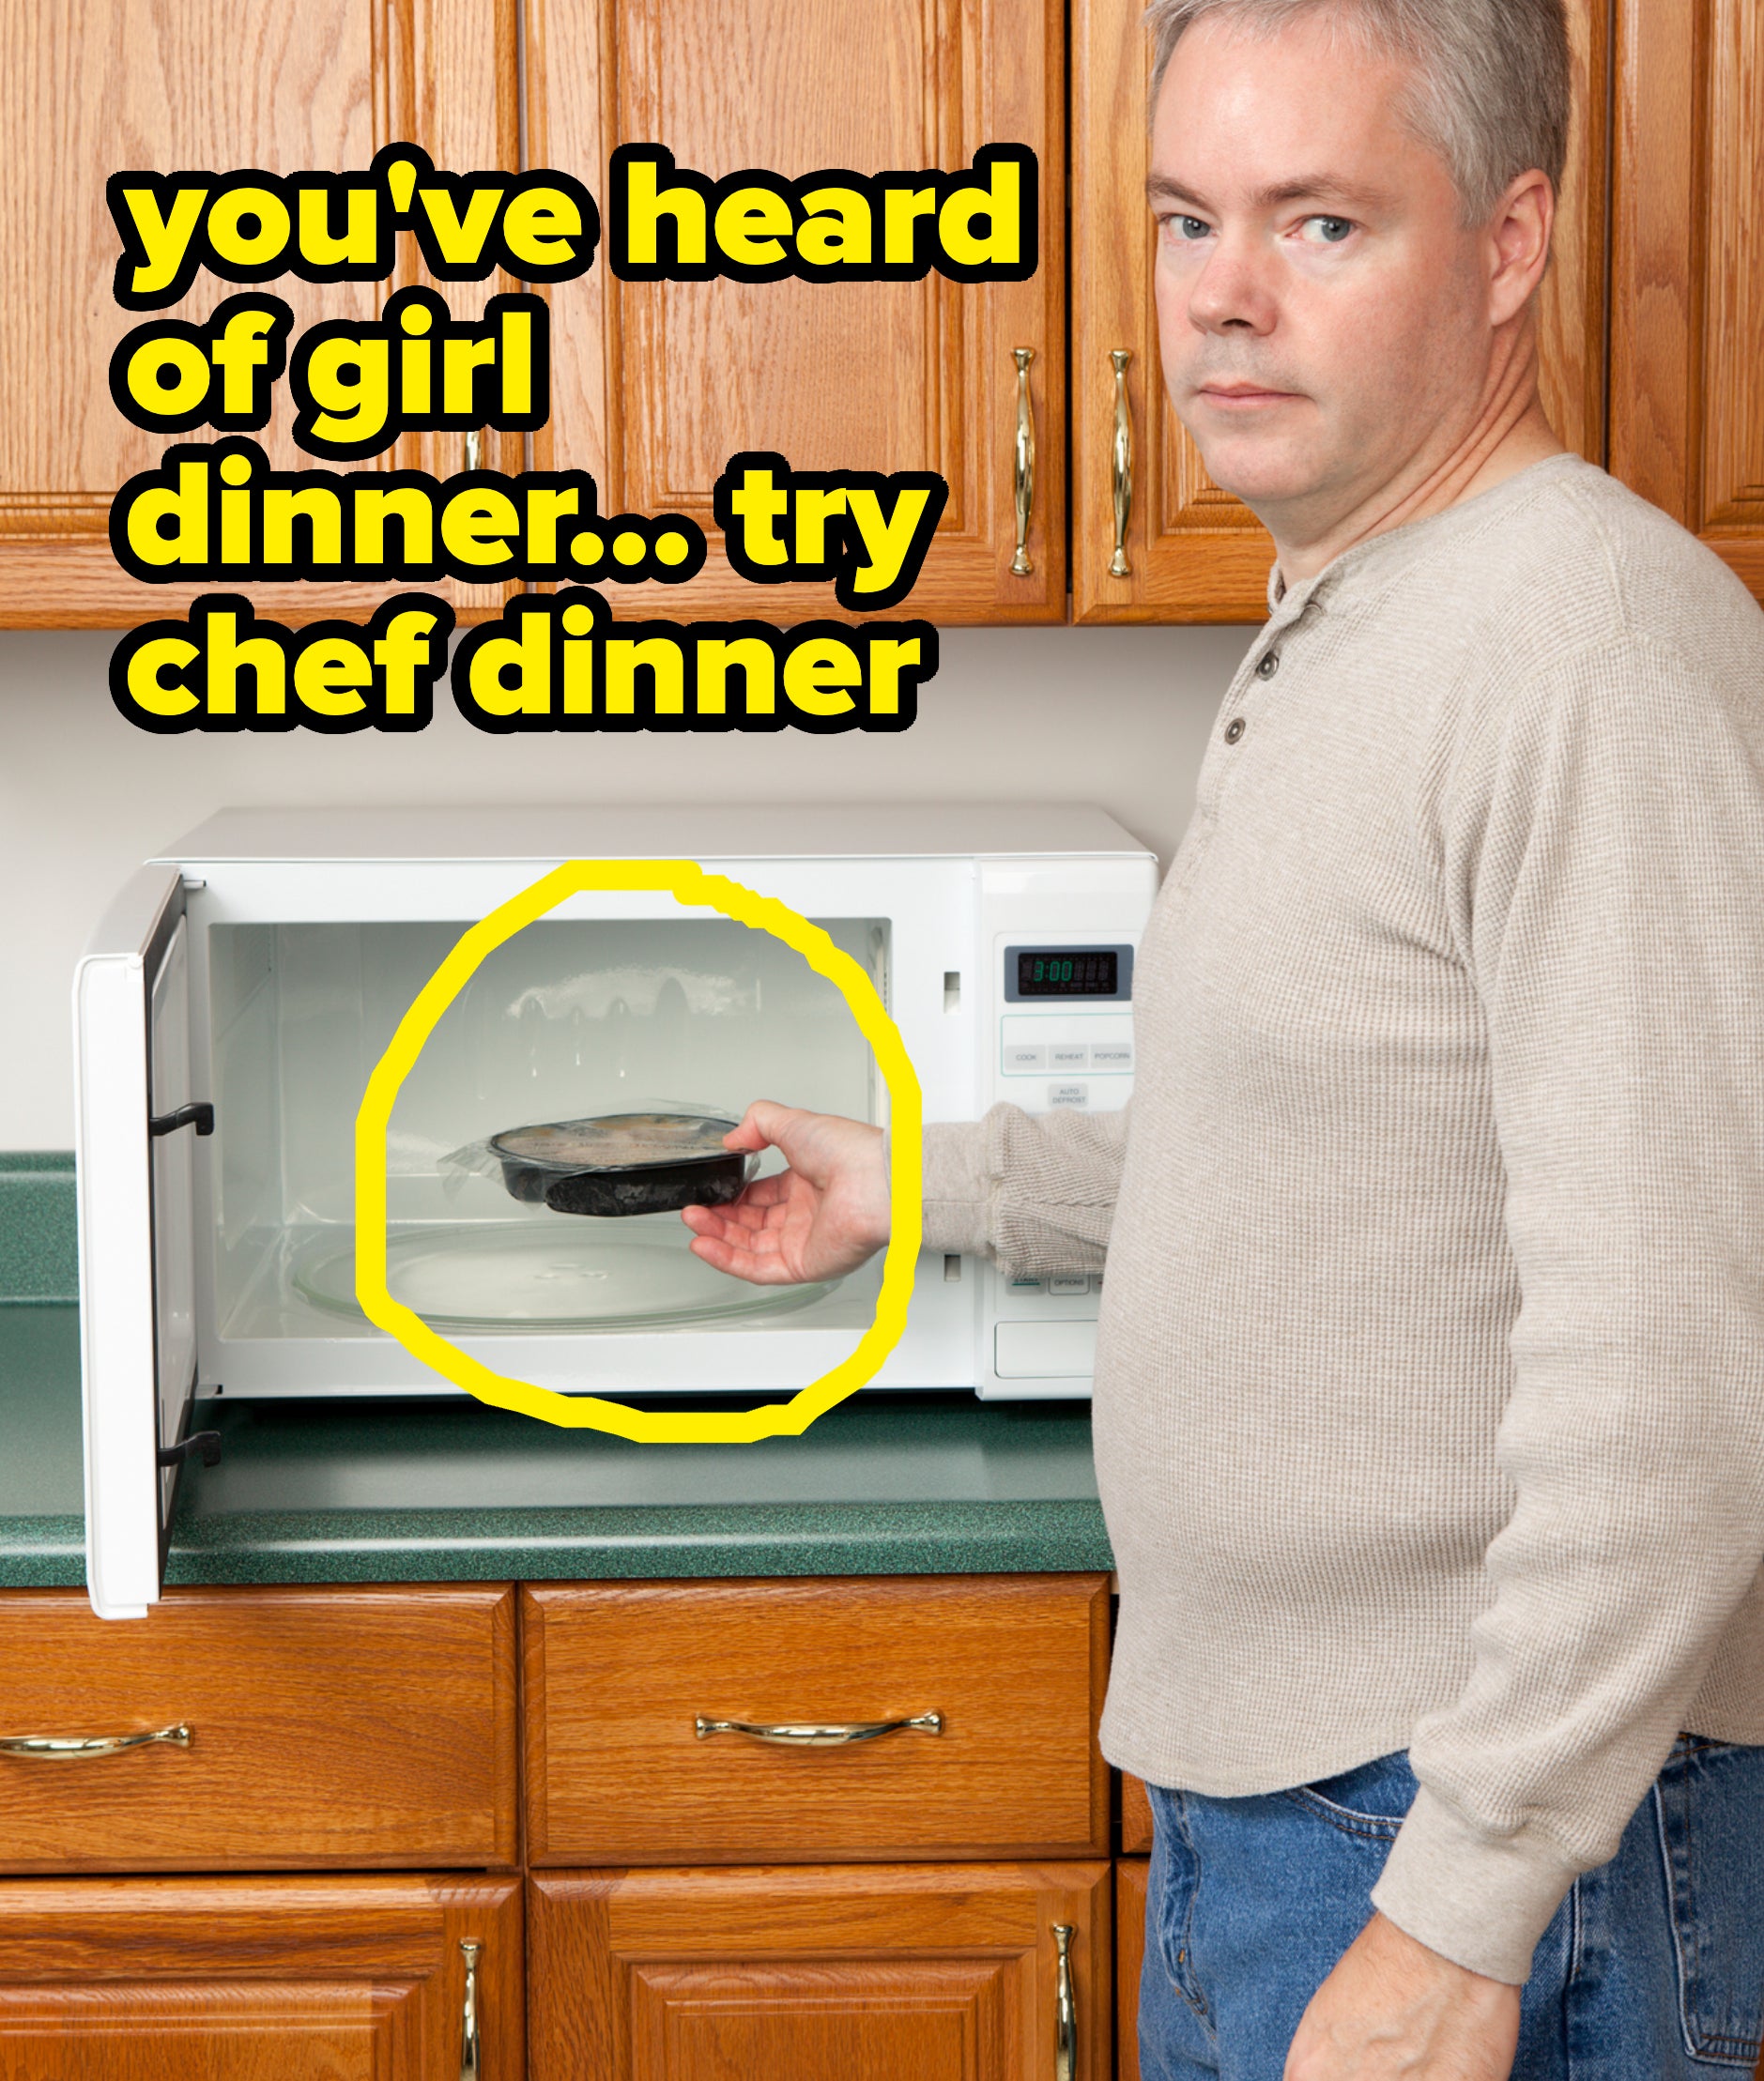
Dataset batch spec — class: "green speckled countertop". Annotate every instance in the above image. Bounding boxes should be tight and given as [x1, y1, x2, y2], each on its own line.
[0, 1155, 1112, 1590]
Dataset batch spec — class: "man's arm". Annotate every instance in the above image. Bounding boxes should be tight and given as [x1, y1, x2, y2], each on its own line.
[924, 1101, 1133, 1274]
[1367, 635, 1764, 1984]
[683, 1099, 1134, 1285]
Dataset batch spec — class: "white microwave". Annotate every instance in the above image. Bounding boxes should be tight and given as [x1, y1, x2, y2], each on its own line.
[73, 803, 1156, 1615]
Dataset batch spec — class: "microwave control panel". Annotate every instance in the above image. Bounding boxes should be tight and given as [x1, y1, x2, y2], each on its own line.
[973, 887, 1151, 1399]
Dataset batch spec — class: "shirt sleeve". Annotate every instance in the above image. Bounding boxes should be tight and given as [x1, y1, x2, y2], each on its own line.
[1370, 635, 1764, 1983]
[921, 1102, 1132, 1276]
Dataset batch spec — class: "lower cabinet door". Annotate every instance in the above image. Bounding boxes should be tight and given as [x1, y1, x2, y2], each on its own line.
[530, 1861, 1111, 2081]
[0, 1873, 521, 2079]
[1116, 1859, 1149, 2081]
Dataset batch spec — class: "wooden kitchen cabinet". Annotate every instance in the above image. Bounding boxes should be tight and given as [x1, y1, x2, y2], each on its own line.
[0, 1872, 523, 2079]
[1069, 0, 1614, 621]
[0, 1568, 1117, 2074]
[1610, 0, 1764, 601]
[0, 0, 517, 628]
[529, 1861, 1111, 2081]
[525, 0, 1068, 624]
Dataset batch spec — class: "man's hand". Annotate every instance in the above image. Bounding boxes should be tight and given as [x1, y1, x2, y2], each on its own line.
[1284, 1912, 1521, 2080]
[681, 1101, 890, 1285]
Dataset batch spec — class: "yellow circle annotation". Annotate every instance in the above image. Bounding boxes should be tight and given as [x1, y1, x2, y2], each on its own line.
[353, 859, 922, 1442]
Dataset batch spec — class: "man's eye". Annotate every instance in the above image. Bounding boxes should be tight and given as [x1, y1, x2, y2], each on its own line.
[1303, 215, 1355, 244]
[1163, 214, 1211, 241]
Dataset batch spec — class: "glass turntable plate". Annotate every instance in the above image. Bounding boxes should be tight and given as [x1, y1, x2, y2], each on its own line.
[293, 1222, 834, 1333]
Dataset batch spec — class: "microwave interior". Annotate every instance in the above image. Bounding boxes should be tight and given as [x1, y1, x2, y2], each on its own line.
[204, 913, 888, 1345]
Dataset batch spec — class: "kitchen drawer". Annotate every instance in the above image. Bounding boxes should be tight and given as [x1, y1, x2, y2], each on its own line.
[523, 1573, 1111, 1864]
[0, 1585, 518, 1873]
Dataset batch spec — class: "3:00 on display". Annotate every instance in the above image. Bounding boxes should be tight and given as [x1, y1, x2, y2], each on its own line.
[1016, 950, 1118, 996]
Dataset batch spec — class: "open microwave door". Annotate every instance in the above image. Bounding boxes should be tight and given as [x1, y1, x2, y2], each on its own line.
[73, 868, 200, 1618]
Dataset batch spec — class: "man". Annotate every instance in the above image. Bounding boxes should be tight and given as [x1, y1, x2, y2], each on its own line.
[683, 0, 1764, 2073]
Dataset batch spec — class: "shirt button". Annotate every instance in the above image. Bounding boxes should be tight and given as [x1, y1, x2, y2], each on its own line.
[1223, 716, 1246, 743]
[1255, 651, 1280, 679]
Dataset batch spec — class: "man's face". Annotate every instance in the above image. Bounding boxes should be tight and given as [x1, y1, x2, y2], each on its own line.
[1149, 14, 1494, 529]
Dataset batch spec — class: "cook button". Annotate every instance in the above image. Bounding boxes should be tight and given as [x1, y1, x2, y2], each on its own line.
[1005, 1044, 1046, 1072]
[1048, 1082, 1088, 1109]
[1049, 1044, 1090, 1069]
[1090, 1043, 1132, 1070]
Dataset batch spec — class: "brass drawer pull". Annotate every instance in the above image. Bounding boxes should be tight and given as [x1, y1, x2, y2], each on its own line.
[1054, 1922, 1077, 2081]
[1108, 349, 1133, 578]
[458, 1939, 481, 2081]
[0, 1723, 192, 1760]
[695, 1710, 943, 1748]
[1010, 345, 1036, 575]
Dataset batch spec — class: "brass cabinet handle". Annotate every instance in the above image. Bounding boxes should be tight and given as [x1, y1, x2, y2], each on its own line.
[458, 1940, 481, 2081]
[1010, 345, 1036, 575]
[695, 1710, 943, 1748]
[1108, 349, 1133, 578]
[1053, 1922, 1077, 2081]
[0, 1723, 191, 1760]
[464, 428, 483, 471]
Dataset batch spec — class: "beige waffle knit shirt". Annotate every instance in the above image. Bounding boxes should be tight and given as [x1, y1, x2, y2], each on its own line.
[921, 454, 1764, 1985]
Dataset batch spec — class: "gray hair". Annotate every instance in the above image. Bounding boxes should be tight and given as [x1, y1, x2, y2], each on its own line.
[1143, 0, 1571, 226]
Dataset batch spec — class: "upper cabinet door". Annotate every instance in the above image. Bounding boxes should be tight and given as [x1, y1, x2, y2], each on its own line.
[0, 0, 516, 629]
[528, 0, 1066, 624]
[1070, 0, 1612, 622]
[1611, 0, 1764, 602]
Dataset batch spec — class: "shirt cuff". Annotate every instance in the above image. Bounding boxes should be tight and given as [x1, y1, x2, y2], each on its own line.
[920, 1120, 991, 1257]
[1369, 1783, 1583, 1986]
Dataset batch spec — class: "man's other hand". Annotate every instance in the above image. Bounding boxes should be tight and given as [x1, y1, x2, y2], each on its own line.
[1284, 1911, 1521, 2080]
[681, 1101, 891, 1285]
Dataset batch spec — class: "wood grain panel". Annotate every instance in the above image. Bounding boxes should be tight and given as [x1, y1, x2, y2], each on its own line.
[528, 0, 1066, 623]
[1071, 0, 1611, 622]
[0, 1873, 521, 2081]
[1613, 0, 1764, 597]
[1610, 0, 1698, 527]
[0, 1585, 518, 1872]
[1119, 1770, 1154, 1856]
[529, 1862, 1111, 2081]
[1116, 1858, 1148, 2081]
[524, 1573, 1111, 1864]
[1699, 0, 1764, 528]
[0, 0, 517, 624]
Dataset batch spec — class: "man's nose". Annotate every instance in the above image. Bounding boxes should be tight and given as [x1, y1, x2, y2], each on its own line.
[1186, 231, 1279, 334]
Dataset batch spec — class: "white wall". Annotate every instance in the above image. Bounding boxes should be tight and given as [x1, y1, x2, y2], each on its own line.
[0, 622, 1253, 1149]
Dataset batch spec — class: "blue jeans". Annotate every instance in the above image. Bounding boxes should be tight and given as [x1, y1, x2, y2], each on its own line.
[1140, 1738, 1764, 2079]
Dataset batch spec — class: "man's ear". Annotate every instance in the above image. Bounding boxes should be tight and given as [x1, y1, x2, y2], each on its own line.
[1487, 169, 1555, 325]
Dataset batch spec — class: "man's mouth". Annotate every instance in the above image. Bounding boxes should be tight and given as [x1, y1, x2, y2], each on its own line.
[1195, 382, 1298, 407]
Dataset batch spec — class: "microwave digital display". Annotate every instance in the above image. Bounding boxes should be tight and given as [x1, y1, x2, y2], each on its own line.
[1016, 949, 1119, 997]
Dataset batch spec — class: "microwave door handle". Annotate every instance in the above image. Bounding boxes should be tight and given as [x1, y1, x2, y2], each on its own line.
[149, 1102, 213, 1138]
